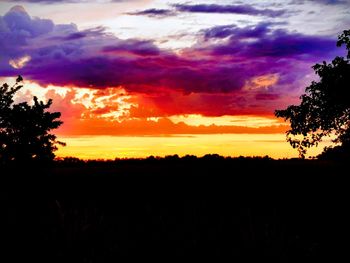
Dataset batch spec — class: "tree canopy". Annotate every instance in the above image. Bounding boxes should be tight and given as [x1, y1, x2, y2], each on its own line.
[0, 76, 65, 164]
[275, 29, 350, 158]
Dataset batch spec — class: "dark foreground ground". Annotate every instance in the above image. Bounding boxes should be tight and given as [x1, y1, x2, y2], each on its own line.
[1, 156, 349, 262]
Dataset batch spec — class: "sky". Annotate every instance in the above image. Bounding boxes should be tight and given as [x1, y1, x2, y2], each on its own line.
[0, 0, 349, 158]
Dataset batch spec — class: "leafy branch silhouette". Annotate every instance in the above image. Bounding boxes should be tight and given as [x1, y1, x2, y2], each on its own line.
[275, 29, 350, 158]
[0, 76, 65, 164]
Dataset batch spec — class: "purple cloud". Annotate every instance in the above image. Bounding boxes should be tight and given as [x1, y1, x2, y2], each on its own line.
[127, 9, 176, 18]
[0, 6, 252, 93]
[2, 6, 54, 37]
[172, 3, 286, 17]
[102, 39, 161, 56]
[198, 23, 340, 97]
[129, 3, 287, 19]
[255, 93, 280, 100]
[291, 0, 349, 5]
[202, 22, 272, 40]
[202, 23, 337, 60]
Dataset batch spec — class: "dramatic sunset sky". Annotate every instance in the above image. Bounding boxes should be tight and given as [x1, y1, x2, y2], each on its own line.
[0, 0, 349, 158]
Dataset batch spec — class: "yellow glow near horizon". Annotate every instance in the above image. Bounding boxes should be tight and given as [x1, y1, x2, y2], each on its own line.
[169, 114, 284, 128]
[56, 134, 328, 160]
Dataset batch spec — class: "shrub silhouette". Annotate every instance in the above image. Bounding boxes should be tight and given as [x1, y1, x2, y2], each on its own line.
[0, 76, 65, 164]
[275, 29, 350, 158]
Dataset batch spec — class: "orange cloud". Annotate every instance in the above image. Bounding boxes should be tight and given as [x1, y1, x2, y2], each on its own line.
[56, 116, 287, 136]
[243, 74, 279, 91]
[12, 80, 288, 137]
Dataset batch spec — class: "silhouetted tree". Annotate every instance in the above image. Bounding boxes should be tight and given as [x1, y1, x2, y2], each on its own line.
[275, 29, 350, 158]
[0, 76, 65, 164]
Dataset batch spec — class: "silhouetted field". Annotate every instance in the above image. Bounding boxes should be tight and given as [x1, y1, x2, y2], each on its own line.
[1, 156, 348, 262]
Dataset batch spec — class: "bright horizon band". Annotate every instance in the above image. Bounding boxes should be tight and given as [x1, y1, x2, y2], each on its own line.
[56, 134, 328, 160]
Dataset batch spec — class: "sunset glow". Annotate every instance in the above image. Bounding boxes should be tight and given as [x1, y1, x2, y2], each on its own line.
[1, 0, 347, 159]
[57, 134, 329, 160]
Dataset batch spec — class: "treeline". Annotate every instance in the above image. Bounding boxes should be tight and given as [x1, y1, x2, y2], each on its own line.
[55, 154, 273, 165]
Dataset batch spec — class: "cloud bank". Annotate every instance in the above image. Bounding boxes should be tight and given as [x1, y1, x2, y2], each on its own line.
[0, 6, 342, 117]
